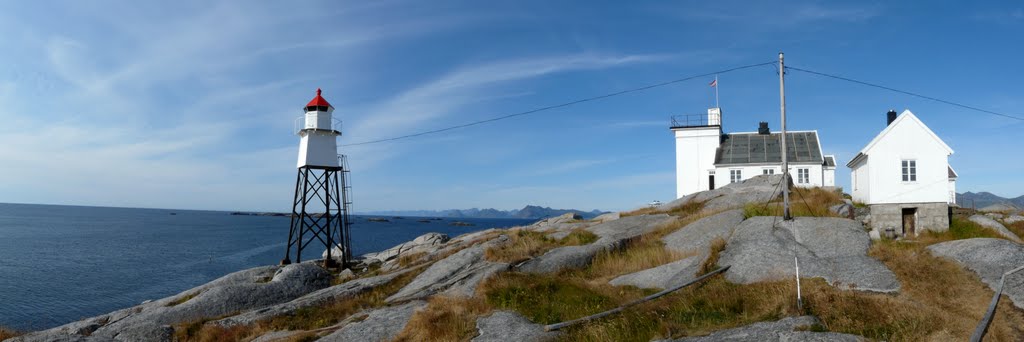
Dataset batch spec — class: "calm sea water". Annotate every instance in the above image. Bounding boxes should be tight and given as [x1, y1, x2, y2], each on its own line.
[0, 203, 533, 331]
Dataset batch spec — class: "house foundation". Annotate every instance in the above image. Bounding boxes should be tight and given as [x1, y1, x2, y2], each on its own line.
[869, 202, 949, 237]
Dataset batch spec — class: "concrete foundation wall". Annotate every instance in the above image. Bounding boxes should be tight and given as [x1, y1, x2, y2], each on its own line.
[869, 202, 949, 237]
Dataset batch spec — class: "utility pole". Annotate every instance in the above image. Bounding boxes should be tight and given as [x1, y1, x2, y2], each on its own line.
[779, 52, 792, 220]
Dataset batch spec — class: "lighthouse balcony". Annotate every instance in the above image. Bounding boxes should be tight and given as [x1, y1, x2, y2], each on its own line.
[295, 116, 343, 135]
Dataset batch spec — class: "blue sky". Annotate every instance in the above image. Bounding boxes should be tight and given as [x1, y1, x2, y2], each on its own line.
[0, 1, 1021, 212]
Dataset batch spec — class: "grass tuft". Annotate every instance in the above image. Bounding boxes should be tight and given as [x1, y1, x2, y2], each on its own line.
[485, 229, 597, 264]
[167, 291, 200, 307]
[698, 238, 726, 276]
[743, 187, 844, 219]
[919, 216, 1003, 242]
[580, 234, 693, 282]
[392, 296, 492, 342]
[1003, 220, 1024, 240]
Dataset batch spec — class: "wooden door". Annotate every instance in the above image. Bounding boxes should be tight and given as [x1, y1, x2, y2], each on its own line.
[708, 175, 715, 190]
[902, 208, 916, 236]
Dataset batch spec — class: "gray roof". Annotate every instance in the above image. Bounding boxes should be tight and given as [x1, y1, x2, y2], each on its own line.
[948, 166, 957, 179]
[714, 131, 823, 165]
[823, 156, 836, 167]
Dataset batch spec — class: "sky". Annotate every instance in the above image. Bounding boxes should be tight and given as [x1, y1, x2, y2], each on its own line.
[0, 1, 1022, 213]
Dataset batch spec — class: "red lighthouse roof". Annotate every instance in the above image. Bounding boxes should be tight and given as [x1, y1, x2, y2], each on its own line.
[306, 88, 332, 108]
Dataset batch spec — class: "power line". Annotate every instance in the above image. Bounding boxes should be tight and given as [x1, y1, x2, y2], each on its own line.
[342, 61, 776, 147]
[787, 66, 1024, 122]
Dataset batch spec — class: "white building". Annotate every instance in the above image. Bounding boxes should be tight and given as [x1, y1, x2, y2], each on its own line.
[847, 109, 956, 236]
[672, 108, 836, 199]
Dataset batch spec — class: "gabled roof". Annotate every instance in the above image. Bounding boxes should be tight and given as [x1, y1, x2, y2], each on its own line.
[823, 155, 836, 167]
[714, 131, 823, 165]
[948, 166, 958, 179]
[857, 110, 953, 156]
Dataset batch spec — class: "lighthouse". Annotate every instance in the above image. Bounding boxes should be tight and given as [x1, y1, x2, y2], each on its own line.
[281, 88, 353, 268]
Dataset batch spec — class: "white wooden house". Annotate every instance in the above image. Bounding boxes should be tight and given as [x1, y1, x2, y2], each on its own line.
[672, 108, 836, 198]
[847, 109, 956, 236]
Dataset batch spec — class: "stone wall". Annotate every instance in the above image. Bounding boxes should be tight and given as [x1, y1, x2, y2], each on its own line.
[870, 202, 949, 237]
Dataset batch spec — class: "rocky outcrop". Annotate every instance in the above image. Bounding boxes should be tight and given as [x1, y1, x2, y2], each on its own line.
[12, 264, 331, 342]
[658, 316, 865, 341]
[969, 215, 1023, 243]
[608, 210, 745, 290]
[518, 214, 677, 274]
[524, 213, 589, 240]
[215, 268, 415, 327]
[719, 217, 900, 293]
[363, 232, 451, 264]
[318, 300, 427, 342]
[1005, 215, 1024, 224]
[593, 212, 621, 223]
[472, 311, 558, 342]
[387, 235, 510, 303]
[928, 238, 1024, 310]
[663, 209, 745, 254]
[609, 254, 704, 289]
[659, 175, 782, 212]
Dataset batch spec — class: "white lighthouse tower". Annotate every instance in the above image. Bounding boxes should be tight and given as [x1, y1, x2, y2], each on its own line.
[282, 88, 353, 268]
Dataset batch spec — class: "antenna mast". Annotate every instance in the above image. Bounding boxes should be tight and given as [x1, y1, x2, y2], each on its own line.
[779, 52, 792, 220]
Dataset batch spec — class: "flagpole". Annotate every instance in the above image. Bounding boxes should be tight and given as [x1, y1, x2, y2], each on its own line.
[714, 75, 720, 108]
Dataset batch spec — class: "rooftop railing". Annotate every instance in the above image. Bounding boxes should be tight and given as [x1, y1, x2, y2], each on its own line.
[670, 114, 719, 128]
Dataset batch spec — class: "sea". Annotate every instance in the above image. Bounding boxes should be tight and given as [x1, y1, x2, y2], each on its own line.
[0, 203, 534, 331]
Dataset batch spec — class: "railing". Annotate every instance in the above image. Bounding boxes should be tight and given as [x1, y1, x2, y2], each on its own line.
[671, 114, 718, 128]
[294, 116, 343, 135]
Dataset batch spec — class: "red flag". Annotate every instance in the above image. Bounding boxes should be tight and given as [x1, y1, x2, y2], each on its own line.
[709, 79, 717, 87]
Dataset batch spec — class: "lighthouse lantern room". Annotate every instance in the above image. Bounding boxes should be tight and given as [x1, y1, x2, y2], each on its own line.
[282, 88, 353, 268]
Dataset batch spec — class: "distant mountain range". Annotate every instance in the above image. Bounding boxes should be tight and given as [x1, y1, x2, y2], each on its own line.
[361, 205, 608, 220]
[957, 192, 1024, 209]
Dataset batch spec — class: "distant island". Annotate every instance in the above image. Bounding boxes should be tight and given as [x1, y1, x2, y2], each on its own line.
[360, 205, 608, 220]
[957, 191, 1024, 210]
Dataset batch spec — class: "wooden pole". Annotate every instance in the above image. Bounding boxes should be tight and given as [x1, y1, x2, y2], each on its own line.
[779, 52, 791, 220]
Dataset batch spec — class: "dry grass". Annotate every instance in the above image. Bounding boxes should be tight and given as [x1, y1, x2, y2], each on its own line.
[1004, 221, 1024, 240]
[580, 234, 693, 282]
[392, 296, 492, 342]
[485, 228, 597, 264]
[918, 216, 1004, 243]
[0, 327, 21, 340]
[622, 200, 705, 218]
[697, 238, 726, 276]
[744, 187, 845, 218]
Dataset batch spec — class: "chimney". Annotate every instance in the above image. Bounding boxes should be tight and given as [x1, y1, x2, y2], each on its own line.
[886, 110, 898, 126]
[758, 121, 770, 135]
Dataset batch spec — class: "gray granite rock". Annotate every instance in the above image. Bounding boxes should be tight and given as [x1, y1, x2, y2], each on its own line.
[928, 238, 1024, 310]
[593, 212, 621, 223]
[829, 203, 854, 219]
[13, 264, 329, 342]
[663, 209, 745, 254]
[518, 214, 677, 274]
[720, 217, 900, 293]
[969, 215, 1023, 243]
[215, 268, 413, 327]
[472, 311, 558, 342]
[609, 254, 704, 289]
[387, 236, 510, 303]
[659, 316, 864, 342]
[659, 175, 783, 212]
[362, 232, 450, 264]
[980, 203, 1019, 213]
[525, 213, 590, 239]
[1005, 215, 1024, 224]
[318, 300, 427, 342]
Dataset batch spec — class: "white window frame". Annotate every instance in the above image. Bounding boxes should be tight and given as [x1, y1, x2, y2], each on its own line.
[902, 159, 917, 182]
[762, 168, 775, 175]
[797, 168, 809, 184]
[730, 169, 742, 183]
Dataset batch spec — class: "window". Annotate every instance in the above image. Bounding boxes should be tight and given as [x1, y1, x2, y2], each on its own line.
[762, 168, 775, 175]
[797, 168, 809, 184]
[730, 169, 742, 183]
[902, 160, 917, 182]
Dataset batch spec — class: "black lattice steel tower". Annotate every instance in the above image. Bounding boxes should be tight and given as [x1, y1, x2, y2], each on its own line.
[281, 89, 353, 268]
